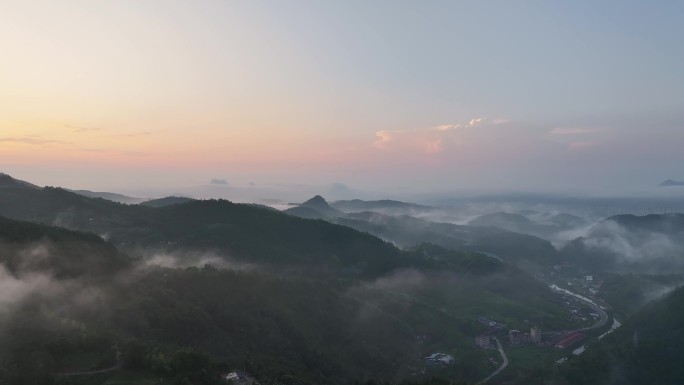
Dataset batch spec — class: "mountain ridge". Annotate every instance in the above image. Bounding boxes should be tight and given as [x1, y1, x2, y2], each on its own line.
[659, 179, 684, 186]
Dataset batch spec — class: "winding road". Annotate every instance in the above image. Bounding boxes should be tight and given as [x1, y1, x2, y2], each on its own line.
[55, 364, 120, 377]
[478, 285, 610, 383]
[549, 284, 609, 332]
[479, 337, 508, 384]
[54, 346, 121, 377]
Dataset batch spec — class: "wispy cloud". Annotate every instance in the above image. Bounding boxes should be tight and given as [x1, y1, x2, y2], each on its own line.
[76, 148, 149, 157]
[547, 126, 601, 150]
[64, 124, 101, 133]
[0, 137, 69, 145]
[374, 129, 446, 154]
[435, 117, 507, 131]
[102, 131, 151, 138]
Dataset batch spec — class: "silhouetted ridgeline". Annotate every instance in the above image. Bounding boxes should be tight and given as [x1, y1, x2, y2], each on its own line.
[4, 173, 682, 384]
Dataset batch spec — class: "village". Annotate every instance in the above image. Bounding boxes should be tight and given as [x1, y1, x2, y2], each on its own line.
[222, 265, 617, 384]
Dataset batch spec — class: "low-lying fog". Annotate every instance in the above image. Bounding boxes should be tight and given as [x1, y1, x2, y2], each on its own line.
[275, 191, 684, 274]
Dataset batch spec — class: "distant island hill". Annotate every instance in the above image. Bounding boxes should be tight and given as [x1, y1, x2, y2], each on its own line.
[659, 179, 684, 186]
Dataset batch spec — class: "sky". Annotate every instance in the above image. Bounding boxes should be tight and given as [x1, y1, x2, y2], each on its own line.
[1, 0, 683, 197]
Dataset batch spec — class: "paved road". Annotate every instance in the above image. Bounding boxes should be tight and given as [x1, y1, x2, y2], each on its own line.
[549, 284, 609, 332]
[479, 337, 508, 384]
[55, 347, 121, 377]
[54, 363, 120, 377]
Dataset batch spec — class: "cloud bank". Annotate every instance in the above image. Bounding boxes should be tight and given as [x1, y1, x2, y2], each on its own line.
[374, 117, 508, 155]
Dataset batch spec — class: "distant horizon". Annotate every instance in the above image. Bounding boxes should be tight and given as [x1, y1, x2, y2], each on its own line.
[3, 1, 684, 196]
[4, 170, 684, 207]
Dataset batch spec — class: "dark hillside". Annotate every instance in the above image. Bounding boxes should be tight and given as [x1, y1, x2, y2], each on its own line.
[337, 211, 559, 267]
[560, 214, 684, 273]
[0, 216, 130, 277]
[0, 180, 414, 276]
[553, 285, 684, 385]
[139, 196, 195, 207]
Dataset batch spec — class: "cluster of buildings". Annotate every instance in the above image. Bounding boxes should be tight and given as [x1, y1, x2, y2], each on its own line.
[544, 266, 604, 296]
[475, 317, 505, 349]
[508, 326, 543, 345]
[568, 275, 603, 296]
[474, 314, 545, 348]
[561, 295, 602, 324]
[475, 325, 587, 350]
[476, 325, 545, 349]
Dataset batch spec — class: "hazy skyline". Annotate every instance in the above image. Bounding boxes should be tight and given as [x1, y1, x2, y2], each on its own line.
[2, 1, 683, 195]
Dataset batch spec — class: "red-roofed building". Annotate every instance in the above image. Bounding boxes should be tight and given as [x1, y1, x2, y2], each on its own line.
[555, 332, 585, 349]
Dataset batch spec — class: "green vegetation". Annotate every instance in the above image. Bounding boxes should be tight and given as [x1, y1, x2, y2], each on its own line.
[559, 214, 684, 274]
[598, 273, 684, 318]
[0, 176, 593, 384]
[0, 214, 575, 385]
[139, 196, 195, 208]
[496, 345, 562, 384]
[0, 216, 130, 277]
[335, 211, 559, 269]
[0, 185, 417, 277]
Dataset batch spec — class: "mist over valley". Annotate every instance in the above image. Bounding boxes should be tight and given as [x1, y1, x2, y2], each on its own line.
[3, 1, 684, 384]
[1, 171, 684, 384]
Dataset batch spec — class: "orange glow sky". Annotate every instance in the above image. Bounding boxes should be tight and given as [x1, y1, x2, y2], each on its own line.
[2, 1, 684, 196]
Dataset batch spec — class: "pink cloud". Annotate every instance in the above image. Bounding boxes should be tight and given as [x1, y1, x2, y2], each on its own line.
[374, 117, 507, 155]
[374, 129, 446, 154]
[374, 130, 392, 149]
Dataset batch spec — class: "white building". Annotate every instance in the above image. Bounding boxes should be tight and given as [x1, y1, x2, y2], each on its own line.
[475, 335, 491, 348]
[531, 327, 542, 344]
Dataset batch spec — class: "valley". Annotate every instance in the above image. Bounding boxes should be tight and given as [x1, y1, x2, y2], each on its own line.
[0, 173, 683, 385]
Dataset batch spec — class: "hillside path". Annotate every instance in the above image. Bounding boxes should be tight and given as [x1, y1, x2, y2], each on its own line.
[54, 346, 121, 377]
[479, 337, 508, 384]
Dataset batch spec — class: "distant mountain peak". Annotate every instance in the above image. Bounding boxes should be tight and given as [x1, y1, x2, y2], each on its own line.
[659, 179, 684, 186]
[285, 195, 343, 219]
[303, 195, 329, 207]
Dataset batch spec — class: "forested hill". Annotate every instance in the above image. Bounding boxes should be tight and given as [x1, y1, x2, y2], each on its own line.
[0, 215, 571, 385]
[0, 215, 130, 277]
[335, 210, 559, 267]
[559, 213, 684, 273]
[139, 196, 195, 207]
[144, 199, 416, 275]
[0, 172, 39, 189]
[0, 180, 415, 276]
[607, 213, 684, 232]
[0, 174, 583, 384]
[0, 217, 441, 384]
